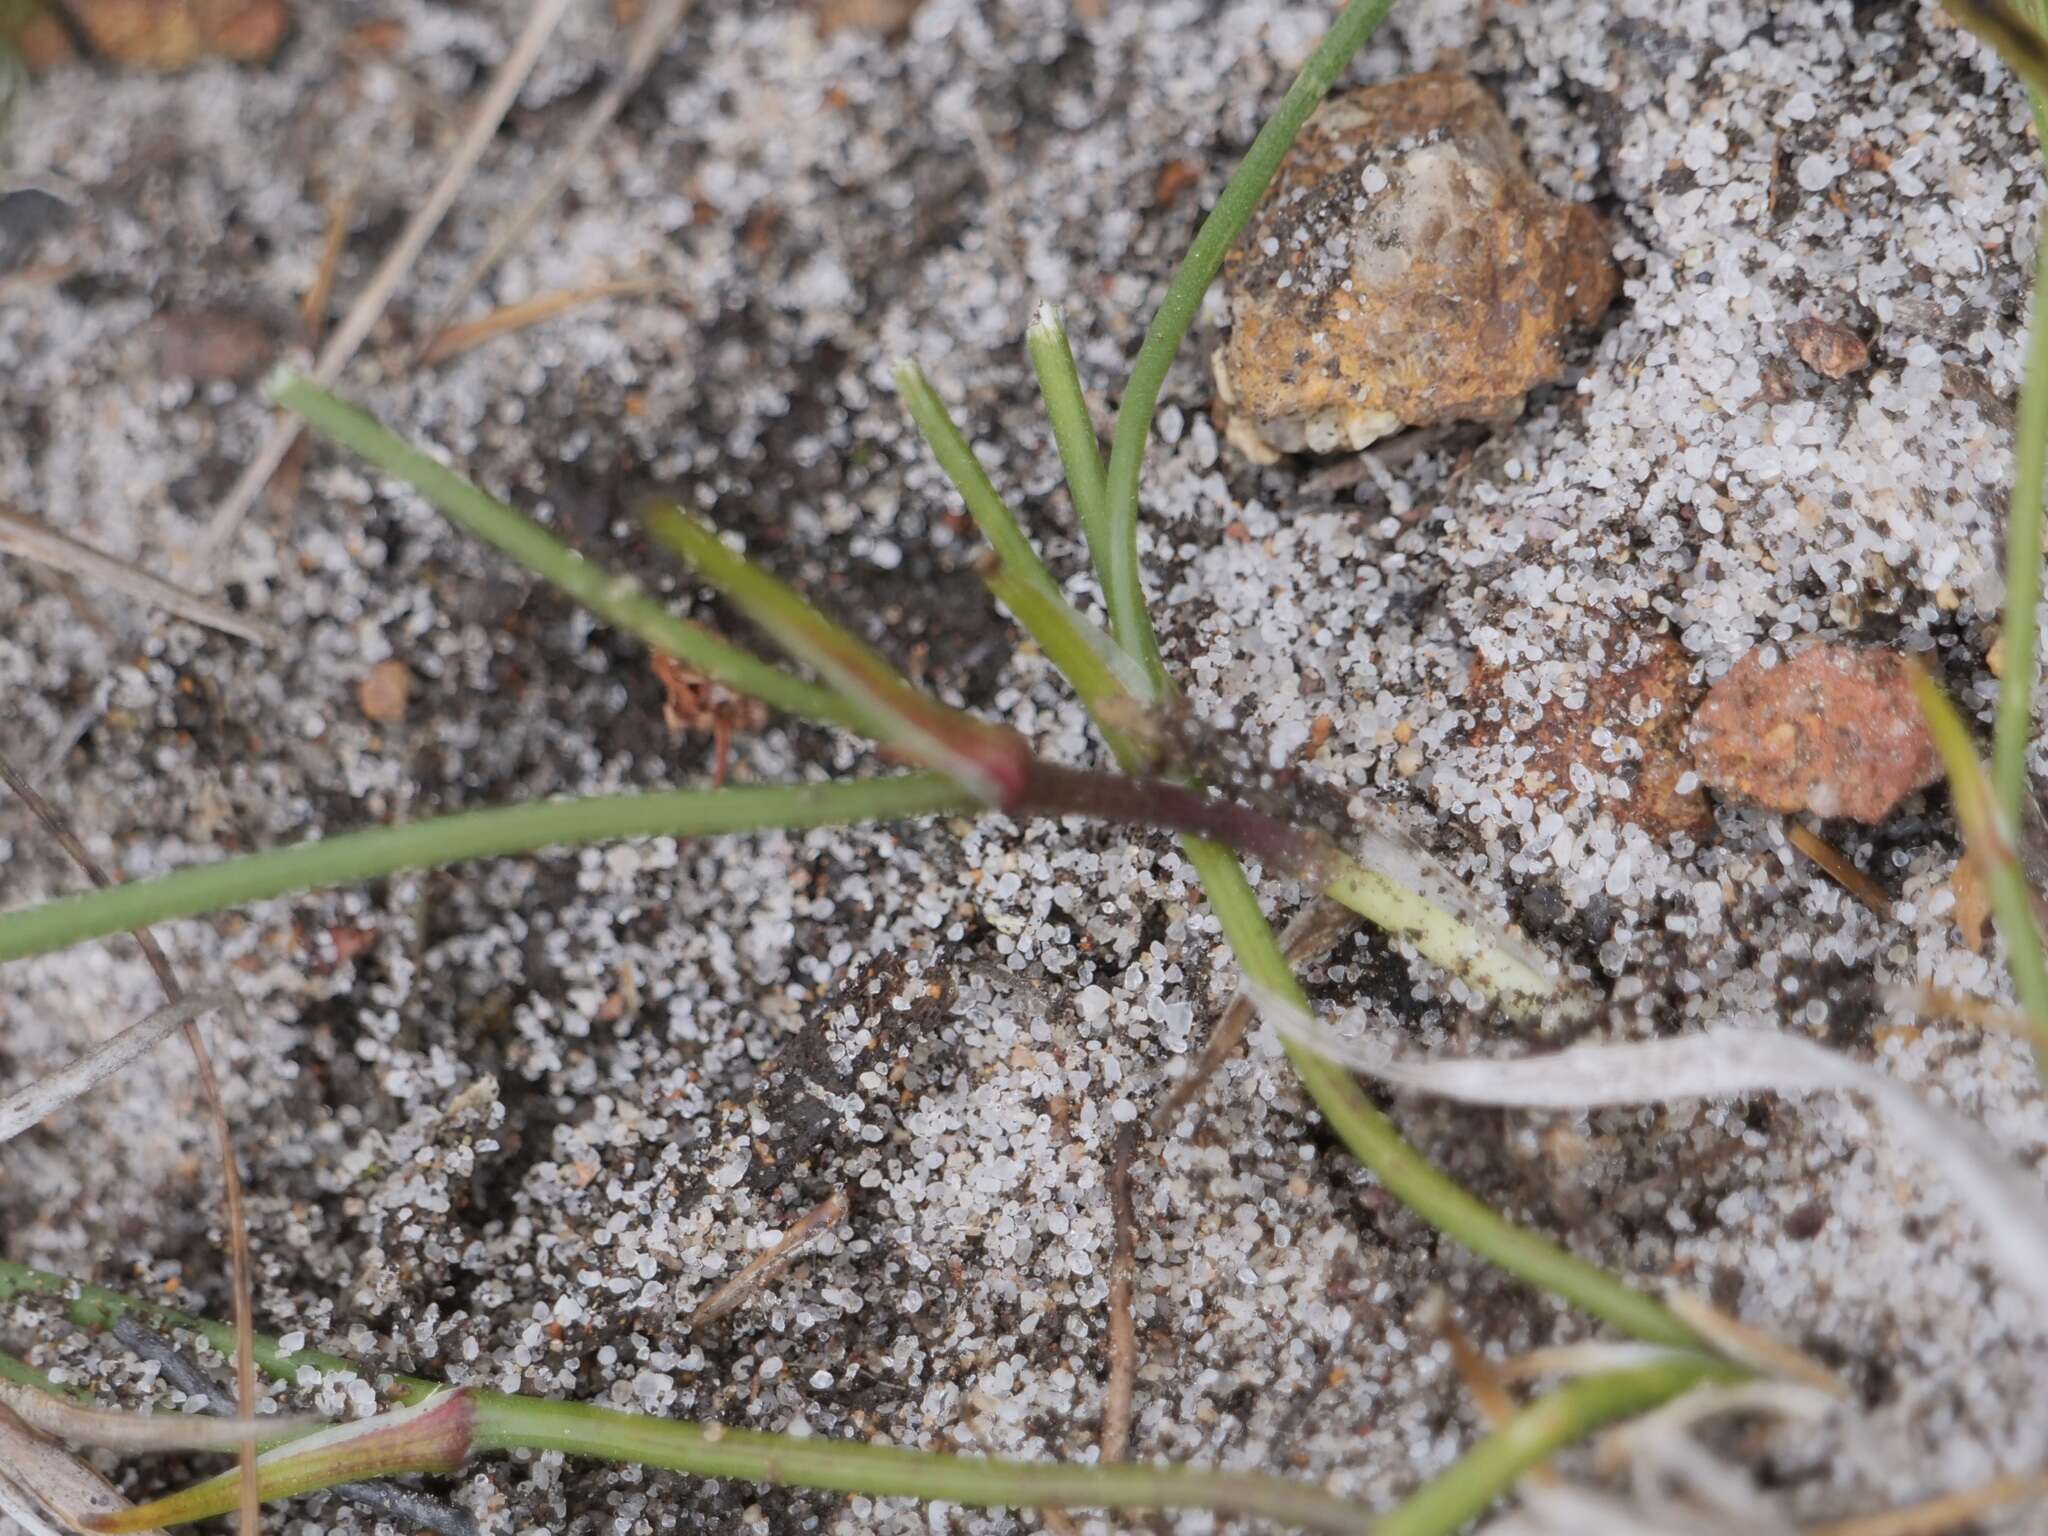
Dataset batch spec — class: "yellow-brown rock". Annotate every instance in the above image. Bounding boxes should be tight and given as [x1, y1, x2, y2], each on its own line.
[1213, 71, 1617, 463]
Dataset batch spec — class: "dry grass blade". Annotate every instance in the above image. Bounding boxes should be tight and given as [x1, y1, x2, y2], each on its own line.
[1483, 1484, 1711, 1536]
[1659, 1294, 1847, 1399]
[1100, 1124, 1139, 1463]
[417, 278, 669, 365]
[0, 1406, 168, 1536]
[682, 1188, 848, 1329]
[413, 0, 695, 360]
[0, 990, 238, 1144]
[1889, 984, 2037, 1037]
[1785, 823, 1893, 919]
[1240, 996, 2048, 1316]
[1595, 1382, 1834, 1534]
[301, 179, 360, 348]
[1496, 1343, 1692, 1383]
[0, 1384, 316, 1454]
[1420, 1297, 1520, 1435]
[1806, 1472, 2048, 1536]
[0, 750, 264, 1536]
[0, 505, 284, 647]
[195, 0, 577, 564]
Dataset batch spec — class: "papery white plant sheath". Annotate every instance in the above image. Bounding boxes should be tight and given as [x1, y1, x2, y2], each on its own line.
[1243, 988, 2048, 1313]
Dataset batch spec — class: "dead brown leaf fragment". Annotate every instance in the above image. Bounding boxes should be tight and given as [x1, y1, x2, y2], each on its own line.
[358, 659, 412, 723]
[1787, 315, 1873, 379]
[652, 652, 768, 785]
[63, 0, 287, 68]
[154, 310, 275, 383]
[1689, 642, 1941, 823]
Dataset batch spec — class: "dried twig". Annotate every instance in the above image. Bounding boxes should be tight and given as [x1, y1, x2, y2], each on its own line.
[413, 0, 695, 360]
[195, 0, 578, 563]
[682, 1188, 849, 1329]
[1786, 822, 1893, 919]
[1806, 1472, 2048, 1536]
[0, 990, 238, 1144]
[300, 179, 359, 349]
[0, 504, 284, 646]
[1099, 1124, 1139, 1463]
[418, 277, 669, 365]
[0, 751, 264, 1536]
[0, 1383, 313, 1453]
[1155, 896, 1357, 1129]
[1659, 1293, 1847, 1399]
[110, 1318, 481, 1536]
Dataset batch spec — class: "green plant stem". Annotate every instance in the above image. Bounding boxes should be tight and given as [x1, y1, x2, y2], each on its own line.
[894, 361, 1065, 607]
[0, 1348, 92, 1404]
[1370, 1357, 1738, 1536]
[0, 1261, 420, 1397]
[1997, 126, 2048, 826]
[1050, 0, 1692, 1350]
[0, 1263, 1372, 1535]
[1909, 663, 2048, 1059]
[1181, 837, 1700, 1349]
[642, 502, 1031, 806]
[475, 1395, 1374, 1533]
[981, 561, 1154, 742]
[1099, 0, 1395, 687]
[0, 1258, 1713, 1536]
[1025, 305, 1111, 565]
[268, 371, 864, 733]
[0, 775, 974, 966]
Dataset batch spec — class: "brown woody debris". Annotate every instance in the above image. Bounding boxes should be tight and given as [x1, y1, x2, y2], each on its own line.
[811, 0, 923, 37]
[65, 0, 288, 68]
[1213, 71, 1618, 463]
[1468, 630, 1709, 841]
[1689, 642, 1940, 822]
[358, 659, 412, 723]
[1786, 316, 1872, 379]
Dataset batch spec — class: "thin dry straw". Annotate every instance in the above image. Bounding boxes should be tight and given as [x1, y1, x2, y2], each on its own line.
[413, 0, 696, 361]
[0, 990, 239, 1144]
[0, 1383, 315, 1453]
[0, 505, 283, 647]
[0, 749, 265, 1536]
[195, 0, 577, 564]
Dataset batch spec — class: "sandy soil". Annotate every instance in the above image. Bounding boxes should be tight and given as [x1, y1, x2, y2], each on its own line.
[6, 0, 2048, 1531]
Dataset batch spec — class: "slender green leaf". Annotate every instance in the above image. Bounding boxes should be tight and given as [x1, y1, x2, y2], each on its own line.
[1024, 303, 1111, 568]
[0, 775, 975, 966]
[644, 503, 1033, 806]
[1099, 0, 1397, 688]
[1908, 661, 2048, 1056]
[268, 371, 864, 732]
